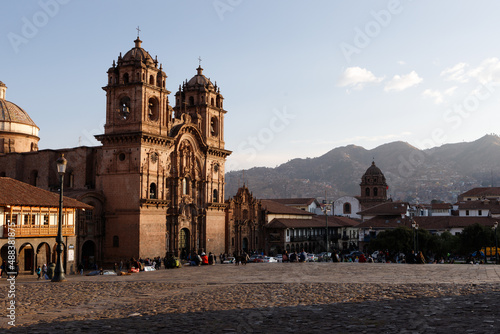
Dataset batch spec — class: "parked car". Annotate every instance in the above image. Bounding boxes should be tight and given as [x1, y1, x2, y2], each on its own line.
[307, 253, 318, 262]
[317, 252, 332, 262]
[249, 255, 265, 263]
[263, 256, 278, 263]
[348, 251, 364, 259]
[275, 254, 283, 263]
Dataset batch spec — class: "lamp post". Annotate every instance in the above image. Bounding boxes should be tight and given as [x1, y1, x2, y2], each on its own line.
[52, 154, 67, 282]
[494, 222, 499, 265]
[412, 221, 416, 255]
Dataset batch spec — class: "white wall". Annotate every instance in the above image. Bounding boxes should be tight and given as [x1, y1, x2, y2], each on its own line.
[334, 196, 361, 219]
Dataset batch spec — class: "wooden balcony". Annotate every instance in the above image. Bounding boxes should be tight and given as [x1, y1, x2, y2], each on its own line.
[3, 224, 75, 237]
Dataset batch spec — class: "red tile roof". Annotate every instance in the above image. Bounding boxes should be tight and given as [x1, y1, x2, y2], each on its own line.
[0, 177, 93, 209]
[457, 200, 500, 213]
[261, 200, 314, 216]
[358, 201, 408, 216]
[266, 215, 360, 229]
[458, 187, 500, 200]
[431, 203, 452, 210]
[357, 215, 498, 230]
[265, 198, 318, 206]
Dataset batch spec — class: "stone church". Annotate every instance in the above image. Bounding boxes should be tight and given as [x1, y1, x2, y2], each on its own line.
[0, 37, 230, 266]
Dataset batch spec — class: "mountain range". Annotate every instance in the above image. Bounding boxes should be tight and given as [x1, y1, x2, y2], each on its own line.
[225, 134, 500, 204]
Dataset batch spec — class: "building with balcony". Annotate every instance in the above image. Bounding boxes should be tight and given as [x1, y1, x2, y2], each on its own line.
[0, 177, 92, 274]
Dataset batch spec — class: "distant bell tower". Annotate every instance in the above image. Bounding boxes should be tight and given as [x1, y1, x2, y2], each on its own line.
[359, 161, 388, 207]
[102, 37, 171, 136]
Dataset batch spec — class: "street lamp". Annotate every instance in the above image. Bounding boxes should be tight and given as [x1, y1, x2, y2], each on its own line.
[411, 221, 416, 255]
[52, 154, 67, 282]
[494, 222, 499, 265]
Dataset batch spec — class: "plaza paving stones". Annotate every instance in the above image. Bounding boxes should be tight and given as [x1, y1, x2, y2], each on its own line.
[1, 263, 500, 333]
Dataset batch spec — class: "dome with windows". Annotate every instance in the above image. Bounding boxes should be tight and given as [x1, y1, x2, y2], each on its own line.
[186, 66, 214, 88]
[120, 38, 155, 66]
[0, 81, 40, 154]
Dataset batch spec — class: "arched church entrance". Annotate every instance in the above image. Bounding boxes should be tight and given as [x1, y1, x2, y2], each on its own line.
[242, 237, 249, 253]
[179, 228, 190, 259]
[81, 240, 96, 269]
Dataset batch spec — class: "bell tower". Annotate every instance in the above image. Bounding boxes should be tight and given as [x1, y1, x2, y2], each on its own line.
[102, 37, 171, 136]
[173, 66, 226, 149]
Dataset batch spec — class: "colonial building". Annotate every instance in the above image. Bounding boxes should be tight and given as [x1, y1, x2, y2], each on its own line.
[0, 37, 230, 266]
[0, 177, 91, 274]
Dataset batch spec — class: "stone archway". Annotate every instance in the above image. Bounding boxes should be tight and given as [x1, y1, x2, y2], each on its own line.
[19, 243, 34, 273]
[36, 242, 51, 269]
[81, 240, 96, 269]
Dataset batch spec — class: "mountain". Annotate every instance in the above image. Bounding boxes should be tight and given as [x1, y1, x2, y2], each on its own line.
[225, 134, 500, 203]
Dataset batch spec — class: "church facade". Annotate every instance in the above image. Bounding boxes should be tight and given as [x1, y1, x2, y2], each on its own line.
[0, 37, 230, 266]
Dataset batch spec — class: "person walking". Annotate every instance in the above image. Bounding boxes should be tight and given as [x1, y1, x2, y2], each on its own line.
[35, 266, 42, 280]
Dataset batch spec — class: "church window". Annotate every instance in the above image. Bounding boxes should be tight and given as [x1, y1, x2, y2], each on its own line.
[118, 153, 126, 161]
[211, 98, 214, 106]
[231, 237, 234, 247]
[216, 96, 221, 108]
[189, 96, 195, 106]
[113, 236, 119, 247]
[148, 97, 159, 121]
[213, 189, 218, 203]
[149, 75, 154, 85]
[123, 73, 129, 84]
[343, 203, 351, 214]
[150, 183, 157, 199]
[157, 75, 162, 87]
[119, 97, 131, 120]
[243, 209, 248, 220]
[365, 188, 370, 197]
[182, 178, 189, 195]
[210, 117, 218, 136]
[373, 187, 378, 196]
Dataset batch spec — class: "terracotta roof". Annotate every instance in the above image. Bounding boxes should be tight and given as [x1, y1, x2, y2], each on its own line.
[458, 187, 500, 199]
[357, 216, 498, 230]
[358, 201, 408, 216]
[431, 203, 452, 210]
[457, 200, 500, 213]
[266, 198, 317, 206]
[261, 200, 314, 216]
[0, 177, 93, 209]
[267, 215, 360, 229]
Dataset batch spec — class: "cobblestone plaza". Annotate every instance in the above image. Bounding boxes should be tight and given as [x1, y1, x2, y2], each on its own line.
[2, 263, 500, 333]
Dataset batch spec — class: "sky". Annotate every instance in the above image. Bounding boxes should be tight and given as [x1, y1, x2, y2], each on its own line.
[3, 0, 500, 171]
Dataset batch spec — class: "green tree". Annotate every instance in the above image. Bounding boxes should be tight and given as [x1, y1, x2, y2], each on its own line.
[458, 223, 494, 255]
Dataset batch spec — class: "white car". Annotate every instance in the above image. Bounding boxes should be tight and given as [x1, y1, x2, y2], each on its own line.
[263, 256, 278, 263]
[275, 254, 283, 263]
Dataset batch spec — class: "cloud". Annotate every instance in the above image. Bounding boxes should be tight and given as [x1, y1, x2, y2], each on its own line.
[337, 67, 384, 90]
[467, 57, 500, 84]
[422, 86, 457, 104]
[397, 60, 406, 65]
[384, 71, 423, 92]
[441, 62, 469, 83]
[422, 89, 443, 104]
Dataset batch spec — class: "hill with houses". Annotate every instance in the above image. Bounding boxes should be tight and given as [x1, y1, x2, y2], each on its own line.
[225, 134, 500, 203]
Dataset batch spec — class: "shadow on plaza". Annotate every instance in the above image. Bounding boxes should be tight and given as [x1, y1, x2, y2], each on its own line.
[5, 291, 500, 334]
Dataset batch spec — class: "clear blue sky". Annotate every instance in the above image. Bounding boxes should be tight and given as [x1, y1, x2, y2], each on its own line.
[3, 0, 500, 171]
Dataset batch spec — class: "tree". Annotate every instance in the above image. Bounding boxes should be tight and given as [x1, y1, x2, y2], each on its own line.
[458, 223, 494, 255]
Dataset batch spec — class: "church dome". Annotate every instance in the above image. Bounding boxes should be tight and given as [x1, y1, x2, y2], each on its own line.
[186, 66, 214, 88]
[0, 82, 40, 154]
[120, 38, 155, 65]
[363, 161, 384, 176]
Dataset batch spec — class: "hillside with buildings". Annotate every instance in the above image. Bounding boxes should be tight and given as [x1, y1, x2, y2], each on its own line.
[226, 134, 500, 203]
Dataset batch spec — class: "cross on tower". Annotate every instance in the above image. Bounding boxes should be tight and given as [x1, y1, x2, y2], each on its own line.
[198, 56, 202, 66]
[136, 26, 141, 38]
